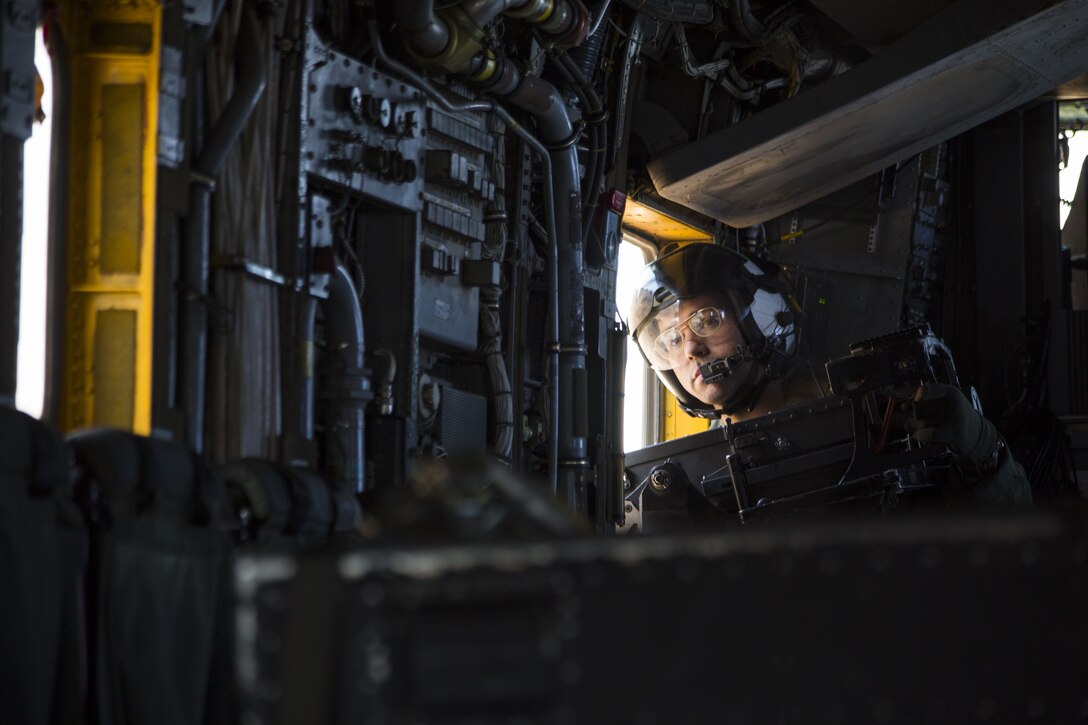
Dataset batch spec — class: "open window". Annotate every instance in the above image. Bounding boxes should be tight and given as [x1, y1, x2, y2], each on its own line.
[616, 236, 658, 451]
[16, 30, 52, 419]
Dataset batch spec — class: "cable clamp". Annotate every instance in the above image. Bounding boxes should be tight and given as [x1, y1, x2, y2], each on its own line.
[583, 107, 609, 125]
[544, 121, 584, 151]
[191, 170, 217, 190]
[548, 343, 589, 354]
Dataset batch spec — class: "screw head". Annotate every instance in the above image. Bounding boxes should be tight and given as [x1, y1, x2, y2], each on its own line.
[649, 468, 672, 493]
[348, 86, 364, 123]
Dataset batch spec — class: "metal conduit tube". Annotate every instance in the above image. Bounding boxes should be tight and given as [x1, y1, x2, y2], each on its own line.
[674, 22, 733, 78]
[548, 51, 606, 231]
[323, 264, 368, 493]
[462, 0, 577, 32]
[392, 0, 450, 58]
[180, 5, 266, 454]
[502, 73, 589, 507]
[461, 0, 526, 27]
[368, 16, 563, 495]
[287, 297, 318, 447]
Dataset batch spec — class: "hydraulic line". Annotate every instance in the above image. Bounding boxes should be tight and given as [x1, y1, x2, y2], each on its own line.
[323, 263, 369, 493]
[498, 72, 589, 508]
[181, 4, 266, 454]
[549, 49, 607, 232]
[673, 23, 760, 101]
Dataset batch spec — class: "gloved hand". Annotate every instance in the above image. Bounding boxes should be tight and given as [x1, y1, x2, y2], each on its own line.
[903, 382, 999, 465]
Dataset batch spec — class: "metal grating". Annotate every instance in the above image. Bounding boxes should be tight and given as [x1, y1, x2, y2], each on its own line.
[437, 387, 487, 456]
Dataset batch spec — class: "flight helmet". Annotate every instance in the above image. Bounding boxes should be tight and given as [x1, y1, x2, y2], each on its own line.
[627, 243, 798, 417]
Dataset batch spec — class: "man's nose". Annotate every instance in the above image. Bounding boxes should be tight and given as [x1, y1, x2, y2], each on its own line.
[683, 330, 708, 359]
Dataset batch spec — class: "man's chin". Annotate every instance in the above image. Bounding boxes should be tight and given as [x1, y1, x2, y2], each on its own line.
[690, 363, 759, 407]
[690, 379, 733, 407]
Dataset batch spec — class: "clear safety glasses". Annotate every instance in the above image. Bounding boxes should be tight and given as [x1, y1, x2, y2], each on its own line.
[636, 304, 730, 370]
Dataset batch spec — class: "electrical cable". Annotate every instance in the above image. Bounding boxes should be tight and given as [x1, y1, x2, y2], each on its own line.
[481, 114, 515, 460]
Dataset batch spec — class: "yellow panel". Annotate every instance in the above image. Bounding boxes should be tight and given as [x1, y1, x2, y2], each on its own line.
[662, 389, 711, 441]
[93, 309, 137, 429]
[60, 0, 160, 435]
[66, 293, 146, 431]
[100, 84, 144, 275]
[622, 198, 713, 244]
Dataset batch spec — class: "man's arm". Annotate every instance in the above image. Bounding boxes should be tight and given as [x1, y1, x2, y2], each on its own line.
[905, 383, 1032, 506]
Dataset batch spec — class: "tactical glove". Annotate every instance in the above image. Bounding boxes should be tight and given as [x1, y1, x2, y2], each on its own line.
[904, 382, 999, 467]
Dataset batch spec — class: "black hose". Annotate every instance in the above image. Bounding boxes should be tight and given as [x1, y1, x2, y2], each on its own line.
[568, 7, 607, 81]
[550, 50, 607, 233]
[193, 9, 267, 180]
[392, 0, 450, 58]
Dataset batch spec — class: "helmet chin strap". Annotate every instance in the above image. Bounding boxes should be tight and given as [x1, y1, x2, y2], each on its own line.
[698, 344, 763, 383]
[696, 341, 776, 415]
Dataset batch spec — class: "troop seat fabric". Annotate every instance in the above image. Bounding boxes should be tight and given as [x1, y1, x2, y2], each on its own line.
[68, 429, 236, 725]
[0, 407, 85, 725]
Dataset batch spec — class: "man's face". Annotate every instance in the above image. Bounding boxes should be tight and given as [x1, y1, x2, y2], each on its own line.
[665, 293, 760, 407]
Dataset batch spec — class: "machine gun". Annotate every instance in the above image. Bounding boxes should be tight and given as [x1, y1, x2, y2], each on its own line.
[623, 327, 973, 532]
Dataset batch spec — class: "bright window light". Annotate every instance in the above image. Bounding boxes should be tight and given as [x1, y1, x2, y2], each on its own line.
[616, 239, 653, 451]
[17, 31, 51, 419]
[1061, 130, 1088, 229]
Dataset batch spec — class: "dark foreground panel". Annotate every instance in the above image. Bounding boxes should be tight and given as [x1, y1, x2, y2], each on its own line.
[236, 509, 1088, 724]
